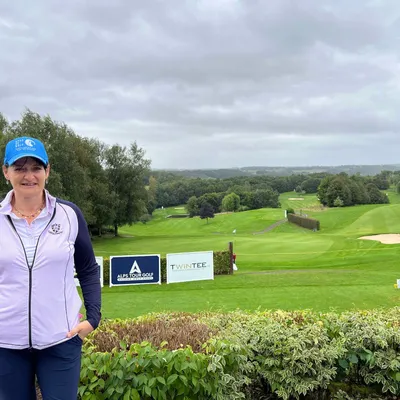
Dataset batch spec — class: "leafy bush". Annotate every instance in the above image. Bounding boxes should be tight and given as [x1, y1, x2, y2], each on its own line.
[203, 309, 400, 399]
[213, 250, 231, 275]
[79, 337, 250, 399]
[326, 309, 400, 395]
[73, 309, 400, 399]
[213, 310, 345, 399]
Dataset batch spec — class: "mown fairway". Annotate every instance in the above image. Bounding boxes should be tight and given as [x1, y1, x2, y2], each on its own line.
[93, 189, 400, 319]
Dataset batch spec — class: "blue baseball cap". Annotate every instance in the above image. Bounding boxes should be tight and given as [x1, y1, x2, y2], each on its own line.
[4, 136, 49, 166]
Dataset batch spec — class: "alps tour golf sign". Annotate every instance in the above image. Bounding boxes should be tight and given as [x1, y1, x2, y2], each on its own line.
[109, 254, 161, 287]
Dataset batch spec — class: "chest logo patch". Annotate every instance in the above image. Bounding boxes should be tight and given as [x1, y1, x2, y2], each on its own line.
[49, 223, 63, 235]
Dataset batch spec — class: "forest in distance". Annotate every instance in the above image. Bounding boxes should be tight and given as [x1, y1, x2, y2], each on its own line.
[159, 164, 400, 179]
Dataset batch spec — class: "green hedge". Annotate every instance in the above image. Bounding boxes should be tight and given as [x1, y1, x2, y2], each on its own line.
[166, 214, 189, 218]
[102, 251, 231, 286]
[77, 308, 400, 399]
[288, 213, 320, 230]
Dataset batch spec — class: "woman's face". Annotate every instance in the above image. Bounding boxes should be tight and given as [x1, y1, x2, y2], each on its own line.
[2, 157, 50, 198]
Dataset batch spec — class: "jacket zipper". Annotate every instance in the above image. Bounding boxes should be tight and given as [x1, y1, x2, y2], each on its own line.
[7, 209, 57, 348]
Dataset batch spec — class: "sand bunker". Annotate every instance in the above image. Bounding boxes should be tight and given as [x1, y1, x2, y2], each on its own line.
[358, 234, 400, 244]
[288, 198, 304, 200]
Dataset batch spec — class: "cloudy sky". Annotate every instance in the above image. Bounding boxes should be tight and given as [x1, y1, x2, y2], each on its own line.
[1, 0, 400, 169]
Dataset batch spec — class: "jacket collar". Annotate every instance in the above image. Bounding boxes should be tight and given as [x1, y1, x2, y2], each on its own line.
[0, 189, 56, 216]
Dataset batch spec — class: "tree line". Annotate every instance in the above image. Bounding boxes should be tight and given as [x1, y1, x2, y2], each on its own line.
[153, 170, 392, 211]
[317, 173, 389, 207]
[1, 111, 394, 236]
[0, 110, 151, 236]
[152, 172, 324, 208]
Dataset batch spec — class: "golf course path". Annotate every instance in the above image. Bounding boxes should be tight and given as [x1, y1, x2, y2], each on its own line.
[253, 218, 287, 235]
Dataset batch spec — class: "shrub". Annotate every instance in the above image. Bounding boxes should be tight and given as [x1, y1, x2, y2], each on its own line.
[79, 325, 250, 399]
[286, 207, 295, 215]
[139, 214, 152, 224]
[103, 258, 110, 285]
[288, 213, 320, 231]
[326, 309, 400, 395]
[90, 315, 216, 353]
[166, 214, 189, 218]
[334, 197, 344, 207]
[217, 310, 345, 400]
[73, 308, 400, 399]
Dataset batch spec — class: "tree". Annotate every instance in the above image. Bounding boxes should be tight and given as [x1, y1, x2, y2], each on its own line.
[301, 178, 321, 194]
[198, 192, 224, 213]
[221, 193, 240, 212]
[185, 196, 199, 217]
[88, 177, 118, 236]
[0, 113, 8, 134]
[348, 179, 369, 205]
[104, 142, 151, 236]
[372, 173, 390, 190]
[295, 185, 303, 193]
[146, 176, 158, 215]
[325, 177, 352, 207]
[251, 189, 280, 209]
[366, 183, 389, 204]
[199, 202, 214, 223]
[317, 175, 335, 206]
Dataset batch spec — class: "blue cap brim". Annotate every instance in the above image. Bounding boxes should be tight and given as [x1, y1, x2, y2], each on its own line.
[7, 154, 48, 166]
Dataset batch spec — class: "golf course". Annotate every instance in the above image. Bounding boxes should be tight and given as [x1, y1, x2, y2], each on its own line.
[93, 189, 400, 319]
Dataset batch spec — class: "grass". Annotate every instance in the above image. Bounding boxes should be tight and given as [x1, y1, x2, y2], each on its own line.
[92, 190, 400, 319]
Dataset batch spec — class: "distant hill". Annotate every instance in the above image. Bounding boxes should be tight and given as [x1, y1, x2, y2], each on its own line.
[156, 165, 400, 179]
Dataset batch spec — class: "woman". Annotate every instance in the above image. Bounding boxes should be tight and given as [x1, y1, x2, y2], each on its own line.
[0, 136, 102, 399]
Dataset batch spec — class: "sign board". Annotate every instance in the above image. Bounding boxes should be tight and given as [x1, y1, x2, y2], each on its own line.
[166, 251, 214, 284]
[110, 255, 161, 287]
[75, 256, 104, 288]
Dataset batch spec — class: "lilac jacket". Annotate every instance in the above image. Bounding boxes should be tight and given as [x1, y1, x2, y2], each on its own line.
[0, 190, 101, 350]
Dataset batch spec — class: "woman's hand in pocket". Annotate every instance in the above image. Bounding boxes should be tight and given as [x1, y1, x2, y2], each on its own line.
[66, 320, 94, 341]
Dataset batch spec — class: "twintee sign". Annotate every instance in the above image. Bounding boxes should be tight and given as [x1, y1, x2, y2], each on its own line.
[166, 251, 214, 284]
[109, 255, 161, 287]
[75, 256, 104, 288]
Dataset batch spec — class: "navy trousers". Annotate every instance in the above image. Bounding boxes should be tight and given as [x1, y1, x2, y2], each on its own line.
[0, 335, 82, 400]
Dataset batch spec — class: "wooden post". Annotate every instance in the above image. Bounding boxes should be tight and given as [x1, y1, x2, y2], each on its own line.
[229, 241, 234, 274]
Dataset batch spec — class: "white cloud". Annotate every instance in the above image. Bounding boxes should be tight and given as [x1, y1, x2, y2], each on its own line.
[1, 0, 400, 168]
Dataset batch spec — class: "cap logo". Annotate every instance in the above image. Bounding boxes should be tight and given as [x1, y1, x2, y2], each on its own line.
[25, 139, 35, 147]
